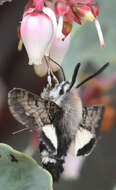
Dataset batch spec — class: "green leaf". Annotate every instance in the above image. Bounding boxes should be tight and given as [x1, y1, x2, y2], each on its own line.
[0, 143, 53, 190]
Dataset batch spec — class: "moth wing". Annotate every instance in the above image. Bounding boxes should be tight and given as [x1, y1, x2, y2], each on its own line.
[8, 88, 62, 130]
[75, 105, 104, 156]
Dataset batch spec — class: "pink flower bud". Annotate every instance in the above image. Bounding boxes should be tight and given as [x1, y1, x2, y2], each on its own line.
[20, 8, 57, 65]
[77, 5, 95, 22]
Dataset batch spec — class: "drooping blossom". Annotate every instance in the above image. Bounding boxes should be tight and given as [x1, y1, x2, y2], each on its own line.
[18, 0, 104, 75]
[34, 34, 71, 77]
[54, 0, 105, 47]
[20, 6, 57, 65]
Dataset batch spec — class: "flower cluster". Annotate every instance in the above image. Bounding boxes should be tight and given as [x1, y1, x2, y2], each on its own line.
[18, 0, 104, 76]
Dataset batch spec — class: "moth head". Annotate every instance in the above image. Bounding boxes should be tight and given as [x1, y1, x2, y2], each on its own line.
[49, 62, 109, 102]
[49, 81, 70, 101]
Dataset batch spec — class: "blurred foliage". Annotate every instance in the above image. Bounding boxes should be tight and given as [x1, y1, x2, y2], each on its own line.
[0, 143, 53, 190]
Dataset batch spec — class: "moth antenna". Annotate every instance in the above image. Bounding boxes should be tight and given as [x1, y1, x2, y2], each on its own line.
[48, 56, 66, 81]
[76, 62, 109, 88]
[12, 127, 30, 135]
[68, 63, 81, 91]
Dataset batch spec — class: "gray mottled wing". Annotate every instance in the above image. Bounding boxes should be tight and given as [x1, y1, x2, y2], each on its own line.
[0, 0, 12, 5]
[8, 88, 62, 130]
[76, 105, 104, 156]
[81, 105, 104, 134]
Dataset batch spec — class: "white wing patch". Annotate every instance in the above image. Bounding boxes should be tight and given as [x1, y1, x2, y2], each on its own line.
[75, 128, 95, 156]
[42, 124, 58, 150]
[69, 128, 95, 156]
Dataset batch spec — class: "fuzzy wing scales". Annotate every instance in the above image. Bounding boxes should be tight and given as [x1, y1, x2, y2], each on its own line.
[81, 105, 104, 134]
[75, 105, 104, 156]
[8, 88, 62, 130]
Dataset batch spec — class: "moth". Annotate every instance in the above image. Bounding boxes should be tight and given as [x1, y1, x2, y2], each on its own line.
[8, 62, 109, 181]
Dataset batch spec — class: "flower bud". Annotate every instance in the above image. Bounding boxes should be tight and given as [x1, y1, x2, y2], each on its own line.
[77, 5, 95, 22]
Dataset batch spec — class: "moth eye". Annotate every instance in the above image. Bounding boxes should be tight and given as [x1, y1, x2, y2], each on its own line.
[59, 88, 64, 95]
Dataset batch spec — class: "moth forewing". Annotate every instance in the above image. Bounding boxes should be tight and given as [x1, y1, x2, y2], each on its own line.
[81, 106, 105, 134]
[8, 88, 62, 132]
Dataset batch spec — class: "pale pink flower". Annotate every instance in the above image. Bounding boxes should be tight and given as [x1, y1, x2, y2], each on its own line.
[34, 34, 71, 77]
[20, 7, 57, 65]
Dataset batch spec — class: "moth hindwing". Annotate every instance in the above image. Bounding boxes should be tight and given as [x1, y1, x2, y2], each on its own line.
[75, 105, 104, 157]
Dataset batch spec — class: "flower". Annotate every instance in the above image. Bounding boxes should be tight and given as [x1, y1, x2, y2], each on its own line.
[18, 0, 105, 76]
[34, 34, 71, 77]
[54, 0, 105, 47]
[20, 6, 57, 65]
[49, 33, 71, 71]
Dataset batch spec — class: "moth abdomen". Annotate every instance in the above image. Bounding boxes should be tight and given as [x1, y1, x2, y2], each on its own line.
[40, 141, 65, 182]
[42, 158, 64, 182]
